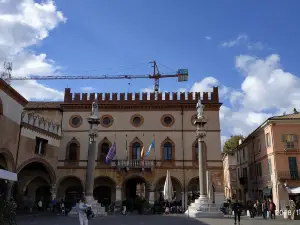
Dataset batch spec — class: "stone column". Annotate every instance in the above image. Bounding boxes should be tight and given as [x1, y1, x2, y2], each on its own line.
[50, 184, 56, 200]
[85, 140, 97, 200]
[149, 185, 155, 205]
[115, 185, 122, 206]
[198, 139, 207, 198]
[5, 181, 13, 200]
[182, 191, 188, 208]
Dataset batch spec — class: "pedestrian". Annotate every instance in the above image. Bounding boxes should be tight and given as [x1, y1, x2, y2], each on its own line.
[262, 199, 268, 219]
[268, 199, 276, 219]
[77, 197, 89, 225]
[289, 199, 296, 220]
[232, 199, 242, 225]
[38, 200, 43, 212]
[51, 198, 56, 213]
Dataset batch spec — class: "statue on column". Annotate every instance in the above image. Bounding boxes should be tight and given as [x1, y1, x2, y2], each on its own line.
[196, 99, 204, 119]
[91, 102, 99, 118]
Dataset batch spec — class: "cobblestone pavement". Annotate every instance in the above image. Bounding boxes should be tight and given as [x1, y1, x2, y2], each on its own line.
[16, 214, 300, 225]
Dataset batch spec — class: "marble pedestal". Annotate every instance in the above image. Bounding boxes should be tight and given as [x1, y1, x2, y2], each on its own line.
[86, 196, 107, 216]
[68, 196, 107, 217]
[185, 196, 224, 218]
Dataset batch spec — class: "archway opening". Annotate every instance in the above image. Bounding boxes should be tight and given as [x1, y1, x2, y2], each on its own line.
[187, 177, 199, 204]
[57, 177, 83, 207]
[0, 154, 8, 196]
[17, 162, 53, 210]
[155, 176, 182, 205]
[123, 176, 148, 210]
[93, 177, 116, 207]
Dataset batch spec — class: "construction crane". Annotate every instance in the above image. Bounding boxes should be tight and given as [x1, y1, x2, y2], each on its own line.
[1, 61, 188, 95]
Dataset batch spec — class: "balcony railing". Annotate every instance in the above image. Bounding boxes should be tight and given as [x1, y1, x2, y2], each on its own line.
[277, 171, 300, 180]
[115, 160, 155, 169]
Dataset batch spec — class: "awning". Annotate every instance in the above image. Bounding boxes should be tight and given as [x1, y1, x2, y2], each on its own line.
[0, 169, 18, 181]
[263, 188, 272, 195]
[286, 186, 300, 194]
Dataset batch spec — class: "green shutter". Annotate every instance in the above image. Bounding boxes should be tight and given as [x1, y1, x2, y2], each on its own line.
[288, 157, 299, 179]
[282, 134, 286, 142]
[292, 135, 298, 142]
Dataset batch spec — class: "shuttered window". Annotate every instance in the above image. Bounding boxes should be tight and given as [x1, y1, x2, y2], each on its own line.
[288, 157, 299, 179]
[282, 134, 298, 149]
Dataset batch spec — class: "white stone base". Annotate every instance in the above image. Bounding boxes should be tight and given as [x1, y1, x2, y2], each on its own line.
[185, 196, 224, 218]
[86, 196, 107, 217]
[68, 197, 107, 217]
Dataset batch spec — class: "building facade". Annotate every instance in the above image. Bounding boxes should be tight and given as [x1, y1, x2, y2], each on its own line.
[222, 152, 237, 200]
[232, 113, 300, 209]
[0, 82, 224, 209]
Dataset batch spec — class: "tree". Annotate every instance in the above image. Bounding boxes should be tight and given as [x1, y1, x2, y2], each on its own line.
[223, 135, 244, 154]
[293, 108, 298, 114]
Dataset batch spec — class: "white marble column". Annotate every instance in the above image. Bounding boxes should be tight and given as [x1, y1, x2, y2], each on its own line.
[116, 185, 122, 205]
[51, 184, 56, 200]
[182, 191, 188, 208]
[149, 185, 155, 205]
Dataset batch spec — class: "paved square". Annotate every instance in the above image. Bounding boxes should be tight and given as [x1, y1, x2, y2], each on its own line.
[16, 214, 300, 225]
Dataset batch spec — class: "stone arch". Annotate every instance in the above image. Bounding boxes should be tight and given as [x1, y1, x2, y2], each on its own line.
[192, 139, 207, 166]
[187, 176, 199, 192]
[0, 148, 15, 171]
[65, 138, 80, 161]
[94, 176, 117, 206]
[97, 137, 112, 163]
[17, 160, 55, 208]
[160, 137, 175, 161]
[17, 158, 56, 184]
[129, 137, 143, 160]
[122, 174, 150, 201]
[154, 175, 183, 202]
[56, 176, 84, 203]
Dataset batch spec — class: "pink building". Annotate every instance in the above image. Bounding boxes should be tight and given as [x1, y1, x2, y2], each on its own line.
[233, 113, 300, 209]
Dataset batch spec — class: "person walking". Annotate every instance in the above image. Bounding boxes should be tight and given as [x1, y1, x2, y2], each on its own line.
[268, 199, 276, 219]
[77, 198, 89, 225]
[262, 199, 268, 219]
[232, 199, 242, 225]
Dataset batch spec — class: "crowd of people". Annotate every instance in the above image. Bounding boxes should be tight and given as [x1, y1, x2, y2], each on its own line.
[225, 198, 300, 224]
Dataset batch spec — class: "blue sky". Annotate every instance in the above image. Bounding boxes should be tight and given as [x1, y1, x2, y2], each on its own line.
[1, 0, 300, 148]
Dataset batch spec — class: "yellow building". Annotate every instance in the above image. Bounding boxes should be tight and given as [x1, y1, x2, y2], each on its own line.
[0, 79, 224, 209]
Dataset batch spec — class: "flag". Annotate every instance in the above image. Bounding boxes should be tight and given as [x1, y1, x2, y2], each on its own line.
[145, 140, 155, 157]
[105, 142, 116, 165]
[140, 146, 145, 160]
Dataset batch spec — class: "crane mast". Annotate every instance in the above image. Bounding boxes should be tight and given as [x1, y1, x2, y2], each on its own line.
[1, 61, 188, 95]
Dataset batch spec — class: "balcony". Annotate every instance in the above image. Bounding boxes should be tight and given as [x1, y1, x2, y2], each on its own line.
[115, 160, 155, 170]
[277, 171, 300, 180]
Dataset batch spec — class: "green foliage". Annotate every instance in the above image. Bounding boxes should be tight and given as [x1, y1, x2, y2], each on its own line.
[223, 135, 244, 154]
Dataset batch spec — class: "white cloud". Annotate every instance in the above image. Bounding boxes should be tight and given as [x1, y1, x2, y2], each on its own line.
[0, 0, 66, 100]
[221, 34, 248, 48]
[140, 87, 153, 93]
[221, 34, 264, 50]
[81, 86, 96, 92]
[205, 36, 211, 40]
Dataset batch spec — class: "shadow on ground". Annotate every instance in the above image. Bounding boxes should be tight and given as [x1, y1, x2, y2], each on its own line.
[16, 214, 210, 225]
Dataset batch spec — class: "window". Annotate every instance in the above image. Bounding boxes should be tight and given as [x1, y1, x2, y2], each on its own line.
[100, 115, 113, 128]
[257, 140, 261, 153]
[195, 142, 198, 159]
[255, 163, 262, 177]
[288, 157, 299, 179]
[130, 114, 144, 127]
[35, 137, 48, 155]
[132, 142, 141, 160]
[268, 159, 272, 175]
[161, 114, 175, 127]
[69, 115, 83, 128]
[99, 142, 110, 162]
[282, 134, 298, 149]
[69, 143, 78, 161]
[163, 142, 173, 160]
[266, 133, 271, 147]
[242, 148, 245, 160]
[242, 167, 247, 178]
